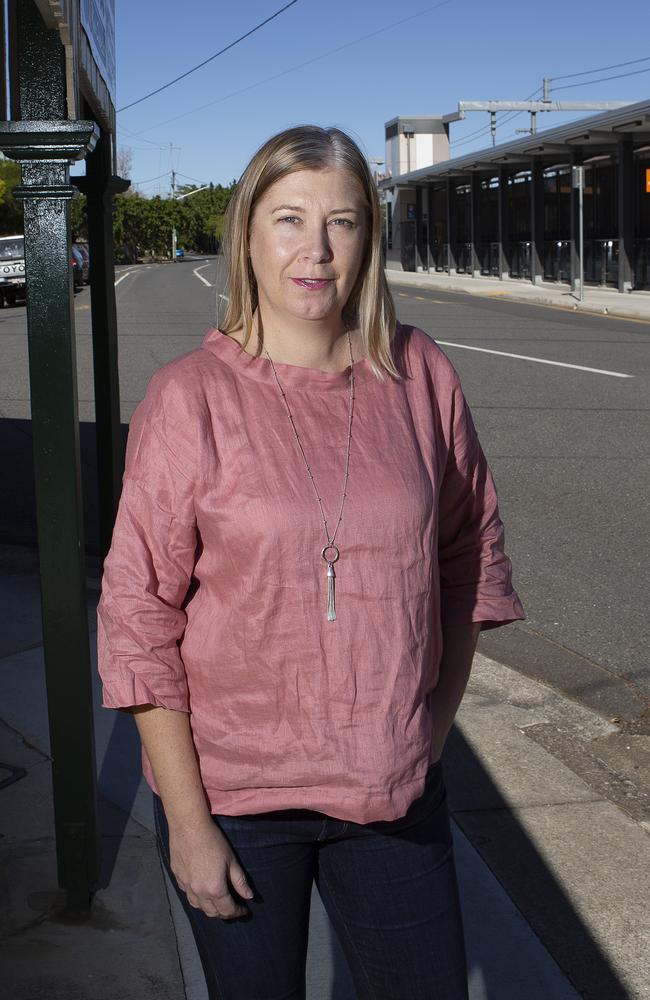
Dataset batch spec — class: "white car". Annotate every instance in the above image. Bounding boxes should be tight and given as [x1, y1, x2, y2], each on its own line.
[0, 235, 26, 307]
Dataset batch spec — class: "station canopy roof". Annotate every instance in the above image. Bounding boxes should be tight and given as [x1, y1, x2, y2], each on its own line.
[380, 97, 650, 187]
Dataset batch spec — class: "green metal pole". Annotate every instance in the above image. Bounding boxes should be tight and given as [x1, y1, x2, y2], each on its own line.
[1, 0, 100, 915]
[74, 132, 129, 559]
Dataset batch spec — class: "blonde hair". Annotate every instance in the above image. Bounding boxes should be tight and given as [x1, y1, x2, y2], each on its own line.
[220, 124, 399, 382]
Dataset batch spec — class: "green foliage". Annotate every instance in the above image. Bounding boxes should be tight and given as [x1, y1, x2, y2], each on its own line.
[0, 160, 24, 235]
[71, 192, 88, 241]
[0, 162, 236, 258]
[112, 181, 236, 260]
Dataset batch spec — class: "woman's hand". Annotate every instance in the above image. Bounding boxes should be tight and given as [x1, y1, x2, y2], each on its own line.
[169, 818, 255, 920]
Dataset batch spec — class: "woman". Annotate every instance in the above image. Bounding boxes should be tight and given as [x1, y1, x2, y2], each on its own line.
[98, 124, 525, 1000]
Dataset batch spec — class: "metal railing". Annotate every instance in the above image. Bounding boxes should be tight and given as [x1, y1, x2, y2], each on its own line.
[585, 238, 619, 287]
[478, 242, 501, 277]
[509, 241, 532, 280]
[544, 240, 571, 283]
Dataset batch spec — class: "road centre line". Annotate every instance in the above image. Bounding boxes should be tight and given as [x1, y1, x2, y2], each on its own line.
[435, 340, 634, 378]
[193, 262, 213, 287]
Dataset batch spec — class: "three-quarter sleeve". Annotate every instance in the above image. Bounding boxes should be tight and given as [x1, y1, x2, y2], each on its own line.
[97, 373, 198, 711]
[437, 373, 525, 631]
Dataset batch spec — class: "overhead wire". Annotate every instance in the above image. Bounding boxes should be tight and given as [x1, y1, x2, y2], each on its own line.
[118, 0, 301, 113]
[132, 170, 171, 185]
[176, 171, 208, 184]
[550, 55, 650, 82]
[553, 66, 650, 91]
[120, 0, 454, 139]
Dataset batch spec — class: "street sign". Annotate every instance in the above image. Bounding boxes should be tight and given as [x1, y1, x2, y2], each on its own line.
[572, 165, 585, 190]
[646, 168, 650, 194]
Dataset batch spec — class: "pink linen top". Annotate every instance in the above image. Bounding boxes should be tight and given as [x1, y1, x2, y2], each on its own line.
[97, 321, 525, 824]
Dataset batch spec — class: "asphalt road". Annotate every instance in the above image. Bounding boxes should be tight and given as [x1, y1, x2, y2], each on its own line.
[2, 256, 649, 726]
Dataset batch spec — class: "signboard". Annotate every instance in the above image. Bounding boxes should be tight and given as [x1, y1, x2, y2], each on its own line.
[646, 168, 650, 194]
[406, 203, 416, 220]
[80, 0, 116, 101]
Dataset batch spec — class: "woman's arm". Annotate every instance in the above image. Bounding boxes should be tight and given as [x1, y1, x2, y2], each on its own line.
[133, 706, 255, 918]
[429, 622, 481, 763]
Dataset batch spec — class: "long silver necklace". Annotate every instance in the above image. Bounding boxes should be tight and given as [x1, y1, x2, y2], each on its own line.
[264, 329, 356, 621]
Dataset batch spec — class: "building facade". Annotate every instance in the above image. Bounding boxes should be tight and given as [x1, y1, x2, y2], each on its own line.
[381, 99, 650, 293]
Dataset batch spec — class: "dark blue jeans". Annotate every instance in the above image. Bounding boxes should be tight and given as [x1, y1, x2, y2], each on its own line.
[153, 760, 469, 1000]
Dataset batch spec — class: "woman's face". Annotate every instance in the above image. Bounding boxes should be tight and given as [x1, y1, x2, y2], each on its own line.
[247, 167, 368, 331]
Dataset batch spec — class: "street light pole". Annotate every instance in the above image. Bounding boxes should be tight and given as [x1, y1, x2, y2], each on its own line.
[572, 165, 585, 303]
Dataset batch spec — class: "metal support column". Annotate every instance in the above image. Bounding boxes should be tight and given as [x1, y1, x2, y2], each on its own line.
[618, 137, 634, 293]
[531, 160, 545, 285]
[74, 132, 129, 558]
[497, 166, 509, 280]
[427, 185, 436, 271]
[415, 186, 423, 270]
[469, 173, 482, 277]
[0, 0, 100, 915]
[446, 176, 457, 274]
[570, 148, 584, 295]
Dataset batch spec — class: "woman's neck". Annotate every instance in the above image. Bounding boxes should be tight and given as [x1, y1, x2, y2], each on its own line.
[226, 312, 365, 372]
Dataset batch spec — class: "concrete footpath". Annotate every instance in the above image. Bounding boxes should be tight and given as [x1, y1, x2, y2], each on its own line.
[1, 543, 648, 1000]
[385, 267, 650, 324]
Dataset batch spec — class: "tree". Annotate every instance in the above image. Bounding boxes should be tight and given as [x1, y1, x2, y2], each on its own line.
[116, 146, 133, 180]
[0, 159, 24, 235]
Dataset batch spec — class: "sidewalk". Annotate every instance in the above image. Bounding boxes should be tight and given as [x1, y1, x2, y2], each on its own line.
[385, 267, 650, 323]
[1, 544, 648, 1000]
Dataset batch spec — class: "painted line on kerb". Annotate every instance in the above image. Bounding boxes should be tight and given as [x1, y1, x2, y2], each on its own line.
[193, 262, 213, 287]
[436, 341, 634, 379]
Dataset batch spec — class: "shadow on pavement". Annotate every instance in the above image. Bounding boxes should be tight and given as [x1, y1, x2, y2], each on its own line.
[444, 725, 630, 1000]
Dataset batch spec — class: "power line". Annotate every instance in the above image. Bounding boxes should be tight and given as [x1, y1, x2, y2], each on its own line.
[553, 65, 650, 92]
[176, 171, 207, 184]
[119, 125, 169, 148]
[118, 1, 301, 113]
[132, 170, 171, 185]
[550, 55, 650, 82]
[121, 0, 454, 139]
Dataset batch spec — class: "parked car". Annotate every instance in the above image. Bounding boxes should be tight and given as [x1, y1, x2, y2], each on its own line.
[73, 242, 90, 284]
[71, 246, 84, 291]
[0, 234, 26, 307]
[175, 246, 185, 259]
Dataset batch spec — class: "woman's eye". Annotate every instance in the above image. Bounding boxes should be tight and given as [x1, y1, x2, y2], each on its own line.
[280, 216, 300, 224]
[331, 218, 355, 228]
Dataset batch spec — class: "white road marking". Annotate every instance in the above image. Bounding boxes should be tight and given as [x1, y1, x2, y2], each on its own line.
[435, 340, 634, 379]
[193, 262, 213, 287]
[114, 270, 136, 287]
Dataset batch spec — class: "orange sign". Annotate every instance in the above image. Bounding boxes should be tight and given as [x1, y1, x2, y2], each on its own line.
[647, 168, 650, 193]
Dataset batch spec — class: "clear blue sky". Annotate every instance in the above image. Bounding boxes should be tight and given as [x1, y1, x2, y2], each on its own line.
[112, 0, 650, 196]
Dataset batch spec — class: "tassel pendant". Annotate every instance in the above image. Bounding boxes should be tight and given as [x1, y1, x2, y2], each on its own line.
[326, 561, 336, 620]
[321, 544, 340, 622]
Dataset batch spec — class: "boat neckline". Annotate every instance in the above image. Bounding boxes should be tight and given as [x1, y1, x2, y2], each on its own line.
[201, 325, 401, 389]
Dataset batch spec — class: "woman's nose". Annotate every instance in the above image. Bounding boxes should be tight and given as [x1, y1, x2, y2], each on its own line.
[300, 225, 333, 262]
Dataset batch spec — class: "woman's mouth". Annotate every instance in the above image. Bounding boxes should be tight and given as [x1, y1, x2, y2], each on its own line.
[291, 278, 334, 290]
